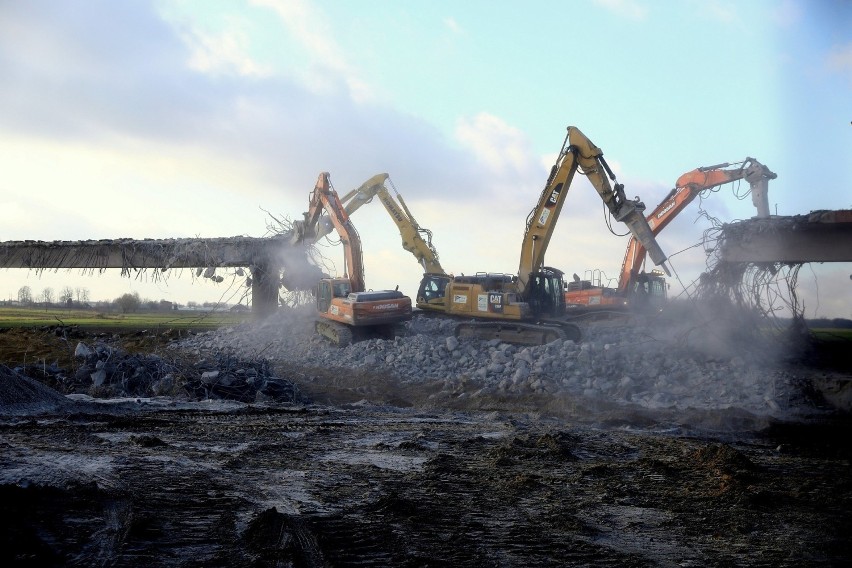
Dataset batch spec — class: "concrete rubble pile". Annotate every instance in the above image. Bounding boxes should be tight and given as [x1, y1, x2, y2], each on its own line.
[172, 304, 813, 417]
[10, 341, 305, 404]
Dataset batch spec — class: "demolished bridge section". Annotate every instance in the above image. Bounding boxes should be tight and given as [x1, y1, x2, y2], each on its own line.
[718, 210, 852, 263]
[0, 235, 325, 314]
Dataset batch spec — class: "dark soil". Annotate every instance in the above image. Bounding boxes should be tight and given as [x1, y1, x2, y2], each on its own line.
[1, 326, 850, 567]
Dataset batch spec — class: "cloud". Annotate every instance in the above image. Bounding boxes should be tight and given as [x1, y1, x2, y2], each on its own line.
[183, 26, 272, 78]
[593, 0, 648, 21]
[0, 0, 491, 204]
[444, 17, 463, 35]
[251, 0, 372, 102]
[771, 0, 802, 28]
[0, 0, 231, 142]
[455, 113, 536, 176]
[826, 43, 852, 82]
[696, 0, 739, 24]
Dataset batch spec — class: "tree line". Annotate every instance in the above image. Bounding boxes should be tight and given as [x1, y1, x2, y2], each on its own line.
[10, 285, 233, 314]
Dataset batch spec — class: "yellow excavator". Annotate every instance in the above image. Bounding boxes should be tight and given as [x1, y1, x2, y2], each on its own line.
[415, 126, 670, 345]
[292, 172, 413, 346]
[565, 157, 777, 311]
[314, 173, 446, 276]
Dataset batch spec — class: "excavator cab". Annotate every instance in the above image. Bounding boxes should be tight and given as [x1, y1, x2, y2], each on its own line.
[526, 267, 567, 318]
[333, 280, 351, 298]
[630, 270, 667, 311]
[316, 279, 336, 313]
[316, 277, 358, 312]
[416, 273, 451, 309]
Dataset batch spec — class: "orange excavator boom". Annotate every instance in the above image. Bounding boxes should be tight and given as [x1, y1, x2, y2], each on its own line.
[616, 158, 776, 294]
[301, 172, 365, 293]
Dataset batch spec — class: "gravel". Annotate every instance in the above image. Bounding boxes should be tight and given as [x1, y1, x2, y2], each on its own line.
[170, 304, 812, 418]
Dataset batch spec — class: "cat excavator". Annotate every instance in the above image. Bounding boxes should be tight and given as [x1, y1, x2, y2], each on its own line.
[314, 173, 446, 275]
[293, 172, 412, 346]
[416, 125, 670, 345]
[565, 157, 777, 310]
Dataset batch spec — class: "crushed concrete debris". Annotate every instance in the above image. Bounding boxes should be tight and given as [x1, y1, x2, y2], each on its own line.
[6, 340, 305, 405]
[170, 304, 818, 418]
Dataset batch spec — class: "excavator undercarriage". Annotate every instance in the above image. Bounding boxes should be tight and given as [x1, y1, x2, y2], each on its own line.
[315, 318, 406, 347]
[454, 320, 581, 346]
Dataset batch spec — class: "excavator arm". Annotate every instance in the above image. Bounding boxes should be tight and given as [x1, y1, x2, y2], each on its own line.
[374, 184, 445, 275]
[518, 126, 669, 294]
[317, 173, 446, 275]
[299, 172, 366, 293]
[616, 157, 776, 293]
[314, 173, 389, 240]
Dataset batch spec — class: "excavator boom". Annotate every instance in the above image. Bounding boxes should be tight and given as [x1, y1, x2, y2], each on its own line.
[418, 126, 670, 345]
[379, 187, 445, 275]
[616, 157, 776, 294]
[519, 126, 668, 294]
[316, 174, 445, 275]
[303, 172, 365, 292]
[315, 173, 389, 241]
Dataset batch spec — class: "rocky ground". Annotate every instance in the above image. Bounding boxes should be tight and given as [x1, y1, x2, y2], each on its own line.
[1, 305, 850, 566]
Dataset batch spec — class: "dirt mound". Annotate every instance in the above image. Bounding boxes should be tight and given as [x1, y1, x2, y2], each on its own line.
[0, 365, 70, 415]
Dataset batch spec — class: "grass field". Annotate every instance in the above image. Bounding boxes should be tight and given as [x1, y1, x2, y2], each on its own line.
[0, 306, 251, 330]
[810, 328, 852, 341]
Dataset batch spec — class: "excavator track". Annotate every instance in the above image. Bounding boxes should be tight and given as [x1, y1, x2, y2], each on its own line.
[315, 319, 354, 347]
[454, 321, 580, 346]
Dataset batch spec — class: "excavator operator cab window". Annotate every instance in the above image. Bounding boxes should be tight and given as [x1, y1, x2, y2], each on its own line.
[333, 282, 351, 298]
[317, 281, 332, 312]
[647, 278, 666, 300]
[528, 272, 566, 317]
[418, 275, 449, 302]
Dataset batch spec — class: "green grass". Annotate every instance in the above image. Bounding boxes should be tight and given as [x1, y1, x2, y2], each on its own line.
[810, 328, 852, 342]
[0, 306, 251, 330]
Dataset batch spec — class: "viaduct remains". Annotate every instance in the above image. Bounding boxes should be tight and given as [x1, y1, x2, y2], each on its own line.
[0, 235, 300, 316]
[1, 210, 850, 316]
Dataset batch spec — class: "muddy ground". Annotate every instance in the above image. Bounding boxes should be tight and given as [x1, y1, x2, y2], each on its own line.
[1, 326, 851, 567]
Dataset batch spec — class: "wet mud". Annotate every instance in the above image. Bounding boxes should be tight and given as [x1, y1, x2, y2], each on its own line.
[1, 326, 850, 566]
[1, 403, 850, 567]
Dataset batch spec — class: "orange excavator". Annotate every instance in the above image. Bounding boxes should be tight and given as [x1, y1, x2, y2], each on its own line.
[294, 172, 412, 346]
[565, 158, 777, 310]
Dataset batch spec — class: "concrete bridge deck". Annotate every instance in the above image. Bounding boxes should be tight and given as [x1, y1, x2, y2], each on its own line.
[0, 235, 303, 314]
[2, 209, 849, 315]
[718, 210, 852, 263]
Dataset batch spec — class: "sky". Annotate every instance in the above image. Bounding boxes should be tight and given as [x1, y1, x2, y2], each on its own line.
[0, 0, 850, 317]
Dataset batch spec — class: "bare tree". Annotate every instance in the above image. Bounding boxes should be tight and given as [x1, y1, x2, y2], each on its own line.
[17, 285, 32, 305]
[75, 287, 90, 304]
[60, 286, 75, 305]
[40, 287, 55, 305]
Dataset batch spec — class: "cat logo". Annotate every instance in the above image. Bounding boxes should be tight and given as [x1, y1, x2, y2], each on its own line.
[538, 183, 563, 226]
[546, 183, 563, 208]
[488, 293, 504, 313]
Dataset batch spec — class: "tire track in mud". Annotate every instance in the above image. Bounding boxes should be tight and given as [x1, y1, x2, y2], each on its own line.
[1, 406, 850, 566]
